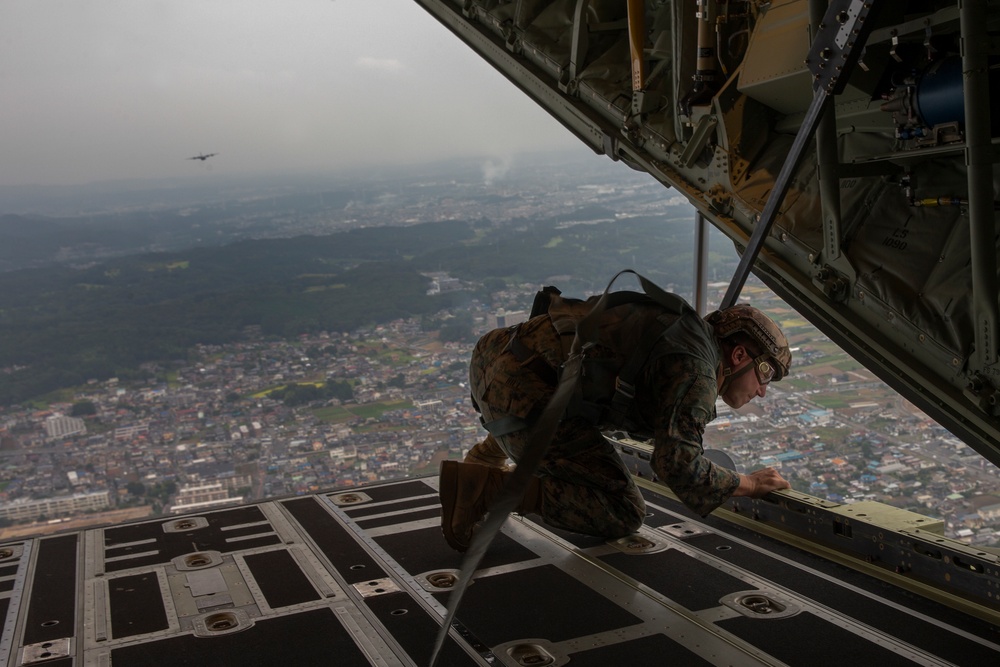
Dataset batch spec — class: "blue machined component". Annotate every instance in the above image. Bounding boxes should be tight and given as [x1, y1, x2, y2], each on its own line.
[881, 53, 998, 143]
[914, 56, 964, 128]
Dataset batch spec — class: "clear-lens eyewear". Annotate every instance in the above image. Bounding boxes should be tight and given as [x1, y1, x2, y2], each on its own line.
[753, 355, 776, 385]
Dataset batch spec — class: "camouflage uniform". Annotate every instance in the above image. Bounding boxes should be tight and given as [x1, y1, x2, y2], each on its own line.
[467, 298, 740, 539]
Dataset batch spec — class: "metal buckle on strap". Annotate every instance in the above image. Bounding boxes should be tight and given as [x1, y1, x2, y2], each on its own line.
[614, 377, 635, 399]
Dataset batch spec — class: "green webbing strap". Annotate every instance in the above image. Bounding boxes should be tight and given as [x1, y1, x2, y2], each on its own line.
[602, 273, 694, 426]
[605, 322, 663, 426]
[606, 312, 689, 427]
[428, 269, 633, 667]
[480, 414, 528, 438]
[627, 272, 689, 316]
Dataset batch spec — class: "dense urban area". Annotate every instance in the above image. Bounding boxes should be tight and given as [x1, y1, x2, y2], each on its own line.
[1, 158, 999, 550]
[2, 278, 999, 548]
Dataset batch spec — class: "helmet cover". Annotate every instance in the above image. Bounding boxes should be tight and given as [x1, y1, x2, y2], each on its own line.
[706, 305, 791, 381]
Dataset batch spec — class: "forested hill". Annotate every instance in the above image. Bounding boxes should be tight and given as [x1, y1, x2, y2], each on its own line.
[0, 212, 731, 405]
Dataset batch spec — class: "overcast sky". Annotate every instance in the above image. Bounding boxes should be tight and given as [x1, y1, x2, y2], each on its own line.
[1, 0, 582, 187]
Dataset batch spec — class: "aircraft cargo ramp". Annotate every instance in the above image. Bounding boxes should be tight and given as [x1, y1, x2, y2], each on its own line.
[0, 463, 997, 666]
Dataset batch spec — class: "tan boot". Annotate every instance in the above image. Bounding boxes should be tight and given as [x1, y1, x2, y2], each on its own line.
[463, 436, 511, 470]
[439, 461, 542, 552]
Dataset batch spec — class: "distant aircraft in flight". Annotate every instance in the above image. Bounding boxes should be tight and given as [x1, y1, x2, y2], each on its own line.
[187, 153, 217, 161]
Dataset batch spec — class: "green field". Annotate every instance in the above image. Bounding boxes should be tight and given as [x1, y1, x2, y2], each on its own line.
[311, 405, 354, 422]
[781, 378, 814, 392]
[251, 382, 325, 399]
[311, 399, 414, 423]
[351, 400, 413, 418]
[810, 395, 851, 409]
[832, 358, 864, 372]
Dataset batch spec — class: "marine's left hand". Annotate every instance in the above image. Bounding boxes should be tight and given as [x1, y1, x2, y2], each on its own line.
[733, 467, 790, 498]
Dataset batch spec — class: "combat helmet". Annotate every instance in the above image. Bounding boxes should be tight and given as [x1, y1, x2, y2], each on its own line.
[705, 305, 792, 381]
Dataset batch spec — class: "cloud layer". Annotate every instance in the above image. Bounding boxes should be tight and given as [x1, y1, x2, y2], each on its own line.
[0, 0, 577, 186]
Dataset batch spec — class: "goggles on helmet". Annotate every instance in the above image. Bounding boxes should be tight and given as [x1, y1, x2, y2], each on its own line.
[752, 354, 776, 385]
[706, 304, 792, 382]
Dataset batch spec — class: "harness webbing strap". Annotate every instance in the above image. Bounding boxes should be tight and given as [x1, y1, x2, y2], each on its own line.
[606, 318, 667, 426]
[480, 414, 528, 438]
[609, 309, 697, 426]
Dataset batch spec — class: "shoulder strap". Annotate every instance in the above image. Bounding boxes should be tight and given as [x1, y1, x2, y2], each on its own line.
[605, 312, 687, 426]
[546, 270, 694, 335]
[623, 271, 693, 317]
[596, 271, 700, 427]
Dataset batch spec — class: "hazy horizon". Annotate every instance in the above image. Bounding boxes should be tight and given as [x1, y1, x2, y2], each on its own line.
[1, 1, 582, 188]
[0, 148, 653, 217]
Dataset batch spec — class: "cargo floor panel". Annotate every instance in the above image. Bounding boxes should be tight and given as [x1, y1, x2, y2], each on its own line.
[677, 530, 1000, 663]
[598, 547, 758, 611]
[373, 525, 541, 576]
[1, 475, 997, 666]
[108, 608, 373, 667]
[433, 564, 645, 647]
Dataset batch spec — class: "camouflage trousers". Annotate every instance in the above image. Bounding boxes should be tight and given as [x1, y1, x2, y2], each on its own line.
[467, 323, 646, 539]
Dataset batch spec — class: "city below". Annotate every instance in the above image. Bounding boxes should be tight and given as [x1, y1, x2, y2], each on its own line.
[1, 279, 998, 549]
[1, 157, 998, 550]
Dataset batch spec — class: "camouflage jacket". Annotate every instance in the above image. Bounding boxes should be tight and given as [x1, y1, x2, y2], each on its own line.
[478, 296, 741, 515]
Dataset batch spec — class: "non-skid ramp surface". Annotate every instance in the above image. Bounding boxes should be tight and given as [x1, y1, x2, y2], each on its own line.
[0, 475, 997, 665]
